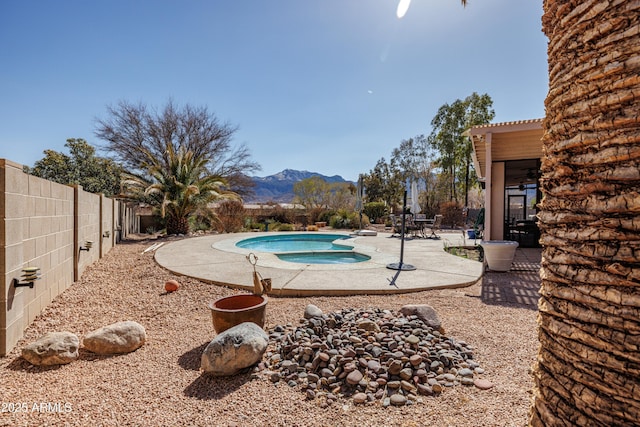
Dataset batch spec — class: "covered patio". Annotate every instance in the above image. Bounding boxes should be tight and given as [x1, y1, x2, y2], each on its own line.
[468, 119, 544, 247]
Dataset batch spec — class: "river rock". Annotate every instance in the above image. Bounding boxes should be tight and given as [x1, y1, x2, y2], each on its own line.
[356, 319, 380, 332]
[266, 306, 483, 407]
[346, 369, 363, 385]
[201, 322, 268, 376]
[399, 304, 444, 333]
[474, 378, 495, 390]
[390, 394, 407, 406]
[22, 332, 79, 366]
[353, 392, 367, 404]
[304, 304, 323, 319]
[83, 321, 146, 354]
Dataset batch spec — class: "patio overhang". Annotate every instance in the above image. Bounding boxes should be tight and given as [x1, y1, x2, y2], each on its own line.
[467, 118, 544, 180]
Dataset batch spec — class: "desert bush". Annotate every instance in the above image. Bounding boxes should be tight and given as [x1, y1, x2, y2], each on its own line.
[318, 209, 337, 224]
[269, 204, 296, 224]
[329, 209, 369, 229]
[215, 200, 245, 233]
[440, 201, 464, 229]
[363, 202, 387, 224]
[307, 207, 326, 224]
[273, 223, 295, 231]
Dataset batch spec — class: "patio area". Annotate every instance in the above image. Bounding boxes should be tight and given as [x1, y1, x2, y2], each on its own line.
[154, 231, 486, 296]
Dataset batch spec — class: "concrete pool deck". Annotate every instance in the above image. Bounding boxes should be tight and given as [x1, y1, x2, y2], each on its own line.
[154, 231, 484, 296]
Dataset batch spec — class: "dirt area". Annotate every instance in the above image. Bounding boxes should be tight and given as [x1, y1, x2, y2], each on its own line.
[1, 236, 538, 427]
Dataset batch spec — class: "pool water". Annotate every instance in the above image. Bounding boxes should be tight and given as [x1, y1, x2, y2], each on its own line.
[236, 233, 352, 252]
[276, 252, 370, 264]
[235, 233, 370, 264]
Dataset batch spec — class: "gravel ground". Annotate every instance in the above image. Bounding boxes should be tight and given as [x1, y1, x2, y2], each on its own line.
[1, 236, 539, 427]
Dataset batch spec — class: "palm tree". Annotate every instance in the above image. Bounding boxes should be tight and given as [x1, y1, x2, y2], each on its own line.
[530, 2, 640, 426]
[122, 144, 236, 235]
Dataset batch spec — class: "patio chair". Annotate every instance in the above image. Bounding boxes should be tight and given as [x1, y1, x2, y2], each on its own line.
[472, 208, 485, 242]
[389, 214, 398, 237]
[427, 214, 443, 239]
[390, 214, 416, 237]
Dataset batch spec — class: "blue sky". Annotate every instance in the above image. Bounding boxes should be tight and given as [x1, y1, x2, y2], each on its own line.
[0, 0, 547, 182]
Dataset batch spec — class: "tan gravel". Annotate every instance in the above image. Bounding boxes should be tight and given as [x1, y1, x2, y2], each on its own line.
[1, 236, 539, 427]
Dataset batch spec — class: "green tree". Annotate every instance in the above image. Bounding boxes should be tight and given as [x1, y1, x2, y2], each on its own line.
[27, 138, 122, 197]
[293, 176, 330, 209]
[389, 134, 444, 215]
[121, 144, 234, 235]
[326, 181, 356, 211]
[390, 135, 428, 181]
[362, 158, 404, 210]
[94, 100, 260, 196]
[293, 177, 356, 211]
[427, 92, 494, 205]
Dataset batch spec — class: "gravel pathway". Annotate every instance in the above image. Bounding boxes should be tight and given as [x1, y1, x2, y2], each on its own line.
[1, 236, 538, 427]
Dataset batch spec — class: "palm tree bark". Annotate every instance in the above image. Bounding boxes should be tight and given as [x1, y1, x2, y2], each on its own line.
[531, 1, 640, 426]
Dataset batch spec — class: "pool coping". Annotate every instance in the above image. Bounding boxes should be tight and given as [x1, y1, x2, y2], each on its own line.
[154, 231, 484, 296]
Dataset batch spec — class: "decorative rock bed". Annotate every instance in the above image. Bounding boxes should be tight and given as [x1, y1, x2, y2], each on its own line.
[262, 306, 488, 407]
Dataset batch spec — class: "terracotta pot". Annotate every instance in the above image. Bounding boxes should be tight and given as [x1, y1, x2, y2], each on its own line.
[480, 240, 519, 272]
[208, 294, 268, 334]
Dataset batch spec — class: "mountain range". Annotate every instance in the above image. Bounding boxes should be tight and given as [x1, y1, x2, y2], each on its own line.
[246, 169, 351, 203]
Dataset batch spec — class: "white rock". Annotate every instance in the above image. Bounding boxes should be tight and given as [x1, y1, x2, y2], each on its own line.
[22, 332, 79, 366]
[201, 322, 268, 376]
[83, 321, 146, 354]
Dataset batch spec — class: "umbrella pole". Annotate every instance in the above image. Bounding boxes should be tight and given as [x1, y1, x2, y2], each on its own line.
[387, 189, 416, 280]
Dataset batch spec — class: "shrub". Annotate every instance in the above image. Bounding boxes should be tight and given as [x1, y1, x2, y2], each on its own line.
[273, 223, 295, 231]
[363, 202, 387, 224]
[317, 209, 336, 224]
[215, 200, 245, 233]
[440, 201, 464, 229]
[329, 209, 369, 229]
[190, 208, 217, 232]
[307, 207, 326, 224]
[269, 205, 296, 224]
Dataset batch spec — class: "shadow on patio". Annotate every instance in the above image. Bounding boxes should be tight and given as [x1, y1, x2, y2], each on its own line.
[480, 248, 542, 310]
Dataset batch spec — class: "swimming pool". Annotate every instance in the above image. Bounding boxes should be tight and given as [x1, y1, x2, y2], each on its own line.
[276, 252, 371, 264]
[235, 233, 370, 264]
[236, 233, 353, 252]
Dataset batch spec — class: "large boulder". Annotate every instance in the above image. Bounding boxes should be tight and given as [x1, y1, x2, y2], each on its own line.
[22, 331, 79, 366]
[399, 304, 444, 333]
[83, 321, 146, 355]
[201, 322, 268, 376]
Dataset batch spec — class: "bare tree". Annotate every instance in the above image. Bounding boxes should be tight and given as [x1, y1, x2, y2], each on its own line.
[94, 100, 260, 194]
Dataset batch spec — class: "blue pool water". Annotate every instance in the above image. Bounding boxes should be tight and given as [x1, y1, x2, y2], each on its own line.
[235, 233, 370, 264]
[276, 252, 370, 264]
[236, 233, 352, 252]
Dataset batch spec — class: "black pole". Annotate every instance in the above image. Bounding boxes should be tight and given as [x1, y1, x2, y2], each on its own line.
[387, 189, 416, 277]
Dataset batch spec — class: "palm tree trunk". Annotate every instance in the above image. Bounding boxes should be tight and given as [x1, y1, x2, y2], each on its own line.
[531, 1, 640, 426]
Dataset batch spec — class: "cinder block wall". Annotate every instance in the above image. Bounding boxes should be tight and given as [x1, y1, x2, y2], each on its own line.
[1, 160, 75, 355]
[0, 159, 138, 356]
[74, 186, 101, 281]
[100, 195, 114, 256]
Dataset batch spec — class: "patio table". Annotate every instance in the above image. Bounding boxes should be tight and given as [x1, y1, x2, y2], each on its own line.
[413, 217, 434, 238]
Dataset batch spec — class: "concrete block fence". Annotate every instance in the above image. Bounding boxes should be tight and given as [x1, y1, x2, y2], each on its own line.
[0, 159, 139, 355]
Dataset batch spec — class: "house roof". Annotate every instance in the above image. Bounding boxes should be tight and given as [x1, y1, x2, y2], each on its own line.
[468, 118, 544, 180]
[469, 118, 543, 131]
